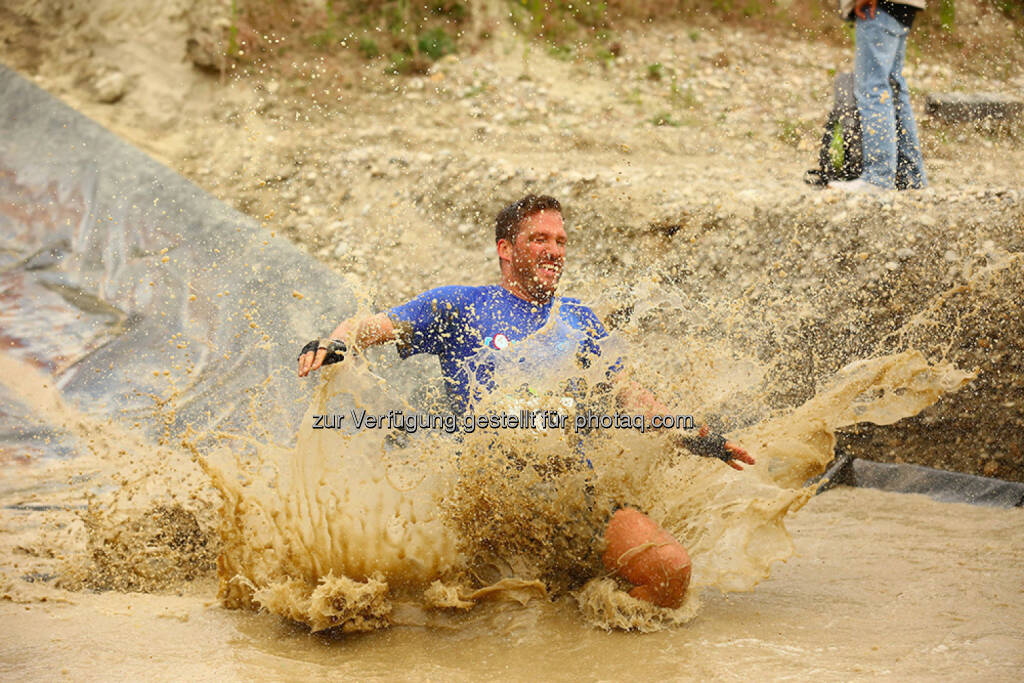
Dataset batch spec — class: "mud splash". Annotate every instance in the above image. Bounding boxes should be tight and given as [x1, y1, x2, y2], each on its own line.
[200, 337, 971, 632]
[2, 288, 964, 634]
[0, 353, 220, 599]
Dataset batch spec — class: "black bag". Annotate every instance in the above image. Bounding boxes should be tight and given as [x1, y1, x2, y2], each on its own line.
[805, 72, 863, 186]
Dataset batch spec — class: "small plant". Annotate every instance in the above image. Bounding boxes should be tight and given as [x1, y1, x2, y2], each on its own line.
[358, 37, 380, 59]
[228, 0, 240, 57]
[511, 0, 608, 42]
[418, 27, 456, 60]
[386, 52, 413, 74]
[776, 117, 811, 147]
[669, 78, 701, 110]
[595, 47, 616, 65]
[428, 1, 468, 21]
[520, 0, 547, 34]
[993, 0, 1022, 18]
[652, 112, 681, 127]
[939, 0, 955, 32]
[308, 28, 336, 50]
[742, 0, 762, 18]
[843, 21, 855, 45]
[548, 43, 573, 60]
[647, 62, 663, 81]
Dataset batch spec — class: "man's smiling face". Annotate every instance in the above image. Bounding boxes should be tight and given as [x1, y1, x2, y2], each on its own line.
[499, 209, 566, 304]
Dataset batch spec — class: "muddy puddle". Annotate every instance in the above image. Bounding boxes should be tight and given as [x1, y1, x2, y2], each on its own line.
[3, 485, 1021, 680]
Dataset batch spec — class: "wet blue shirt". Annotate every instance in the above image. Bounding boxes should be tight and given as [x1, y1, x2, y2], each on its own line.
[388, 285, 611, 412]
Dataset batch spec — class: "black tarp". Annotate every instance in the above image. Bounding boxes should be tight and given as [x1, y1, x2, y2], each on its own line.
[814, 453, 1024, 508]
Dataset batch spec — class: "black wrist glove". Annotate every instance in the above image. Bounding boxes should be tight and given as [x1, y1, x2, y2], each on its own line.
[298, 339, 347, 365]
[679, 432, 732, 462]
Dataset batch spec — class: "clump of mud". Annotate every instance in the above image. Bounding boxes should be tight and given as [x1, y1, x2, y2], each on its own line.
[249, 573, 392, 633]
[442, 450, 609, 596]
[59, 504, 218, 592]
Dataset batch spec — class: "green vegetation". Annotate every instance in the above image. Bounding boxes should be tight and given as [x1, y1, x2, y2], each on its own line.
[939, 0, 956, 31]
[594, 46, 617, 65]
[624, 87, 644, 108]
[669, 77, 701, 111]
[843, 20, 856, 46]
[510, 0, 610, 38]
[651, 112, 682, 127]
[227, 0, 240, 57]
[358, 37, 380, 59]
[417, 27, 457, 60]
[776, 117, 814, 148]
[547, 43, 574, 60]
[222, 1, 1024, 80]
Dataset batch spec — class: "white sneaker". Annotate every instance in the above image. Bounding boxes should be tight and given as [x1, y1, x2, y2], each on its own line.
[827, 178, 887, 194]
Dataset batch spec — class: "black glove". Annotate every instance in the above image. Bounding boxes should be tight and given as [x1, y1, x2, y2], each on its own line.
[679, 432, 732, 463]
[298, 339, 347, 365]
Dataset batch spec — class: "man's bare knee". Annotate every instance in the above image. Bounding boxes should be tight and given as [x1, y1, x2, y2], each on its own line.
[602, 507, 691, 608]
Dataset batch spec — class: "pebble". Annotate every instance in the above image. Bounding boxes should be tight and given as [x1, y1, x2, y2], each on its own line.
[94, 70, 127, 103]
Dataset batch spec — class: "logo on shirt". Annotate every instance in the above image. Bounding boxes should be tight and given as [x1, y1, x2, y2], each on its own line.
[483, 333, 511, 350]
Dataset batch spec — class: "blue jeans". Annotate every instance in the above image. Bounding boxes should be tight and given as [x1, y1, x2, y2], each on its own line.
[855, 9, 927, 189]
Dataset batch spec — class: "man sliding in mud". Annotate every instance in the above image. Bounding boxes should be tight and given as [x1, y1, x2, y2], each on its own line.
[297, 194, 754, 609]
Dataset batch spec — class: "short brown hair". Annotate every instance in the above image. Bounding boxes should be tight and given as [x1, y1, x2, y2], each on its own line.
[494, 194, 561, 243]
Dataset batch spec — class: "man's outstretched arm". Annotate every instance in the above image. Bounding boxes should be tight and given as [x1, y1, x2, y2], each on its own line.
[297, 312, 397, 377]
[613, 376, 755, 470]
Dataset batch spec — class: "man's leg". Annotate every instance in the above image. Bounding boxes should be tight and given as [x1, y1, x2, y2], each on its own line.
[602, 507, 691, 608]
[890, 33, 927, 190]
[854, 11, 907, 189]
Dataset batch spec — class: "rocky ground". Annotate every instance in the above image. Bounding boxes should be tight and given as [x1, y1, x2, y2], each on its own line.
[2, 0, 1022, 481]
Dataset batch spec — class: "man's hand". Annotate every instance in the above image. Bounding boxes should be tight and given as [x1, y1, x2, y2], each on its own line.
[675, 425, 756, 471]
[855, 0, 878, 20]
[298, 314, 397, 377]
[718, 430, 756, 471]
[297, 339, 347, 377]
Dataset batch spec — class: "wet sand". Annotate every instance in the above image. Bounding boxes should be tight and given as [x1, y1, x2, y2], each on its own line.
[4, 487, 1021, 681]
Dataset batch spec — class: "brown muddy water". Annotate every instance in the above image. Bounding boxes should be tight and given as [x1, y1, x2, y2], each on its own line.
[3, 487, 1021, 681]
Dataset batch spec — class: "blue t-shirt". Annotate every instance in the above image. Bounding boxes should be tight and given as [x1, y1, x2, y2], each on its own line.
[388, 285, 612, 412]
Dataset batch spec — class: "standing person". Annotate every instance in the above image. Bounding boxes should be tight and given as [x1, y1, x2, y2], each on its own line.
[830, 0, 928, 193]
[297, 194, 755, 609]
